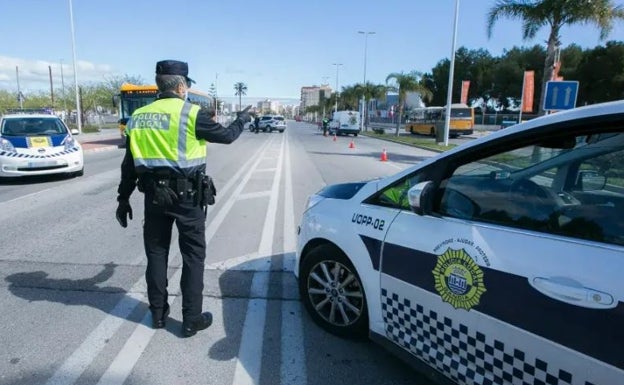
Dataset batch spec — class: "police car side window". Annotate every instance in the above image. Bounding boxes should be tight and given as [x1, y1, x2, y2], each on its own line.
[438, 130, 624, 247]
[371, 172, 426, 209]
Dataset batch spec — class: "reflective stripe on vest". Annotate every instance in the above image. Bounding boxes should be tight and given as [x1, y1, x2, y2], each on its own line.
[127, 98, 205, 169]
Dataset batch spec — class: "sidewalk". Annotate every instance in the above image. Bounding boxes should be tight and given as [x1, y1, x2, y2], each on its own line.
[77, 129, 124, 153]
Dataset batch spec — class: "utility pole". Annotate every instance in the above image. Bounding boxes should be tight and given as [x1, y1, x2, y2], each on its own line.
[442, 0, 460, 146]
[215, 72, 219, 120]
[332, 63, 343, 114]
[16, 66, 23, 109]
[49, 65, 55, 106]
[60, 60, 67, 120]
[69, 0, 82, 132]
[358, 31, 375, 131]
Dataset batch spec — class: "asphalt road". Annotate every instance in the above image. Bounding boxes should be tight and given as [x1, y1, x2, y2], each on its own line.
[0, 122, 441, 385]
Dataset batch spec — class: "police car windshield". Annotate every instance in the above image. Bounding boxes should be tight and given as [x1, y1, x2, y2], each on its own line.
[1, 117, 68, 136]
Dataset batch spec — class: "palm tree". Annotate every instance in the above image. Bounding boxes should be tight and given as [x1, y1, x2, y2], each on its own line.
[233, 82, 247, 111]
[385, 71, 433, 136]
[354, 82, 388, 131]
[487, 0, 624, 115]
[339, 85, 362, 111]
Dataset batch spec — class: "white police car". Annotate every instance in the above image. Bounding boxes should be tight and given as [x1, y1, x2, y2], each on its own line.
[296, 100, 624, 385]
[0, 111, 84, 178]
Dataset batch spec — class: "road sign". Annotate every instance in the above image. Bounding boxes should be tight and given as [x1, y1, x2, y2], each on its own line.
[543, 80, 579, 111]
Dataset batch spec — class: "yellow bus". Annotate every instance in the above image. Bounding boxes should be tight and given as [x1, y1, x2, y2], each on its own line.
[115, 83, 215, 139]
[405, 103, 474, 137]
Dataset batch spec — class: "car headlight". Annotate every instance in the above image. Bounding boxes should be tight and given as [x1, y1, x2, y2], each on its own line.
[62, 135, 77, 151]
[0, 138, 15, 152]
[305, 194, 325, 211]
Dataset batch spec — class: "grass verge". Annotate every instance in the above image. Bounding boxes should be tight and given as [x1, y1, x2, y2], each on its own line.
[362, 131, 458, 152]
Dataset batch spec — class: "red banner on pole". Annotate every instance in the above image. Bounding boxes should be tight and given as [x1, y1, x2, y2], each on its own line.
[522, 71, 535, 113]
[460, 80, 470, 104]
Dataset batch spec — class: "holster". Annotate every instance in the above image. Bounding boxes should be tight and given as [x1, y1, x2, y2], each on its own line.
[198, 173, 217, 208]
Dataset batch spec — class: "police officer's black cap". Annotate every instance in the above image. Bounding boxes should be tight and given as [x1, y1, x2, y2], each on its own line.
[155, 60, 195, 84]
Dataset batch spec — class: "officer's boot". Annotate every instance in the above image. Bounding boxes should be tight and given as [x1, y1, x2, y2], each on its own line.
[181, 312, 213, 337]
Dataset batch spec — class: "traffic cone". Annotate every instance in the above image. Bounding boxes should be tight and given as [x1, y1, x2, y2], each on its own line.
[349, 139, 355, 149]
[380, 148, 388, 161]
[333, 134, 337, 142]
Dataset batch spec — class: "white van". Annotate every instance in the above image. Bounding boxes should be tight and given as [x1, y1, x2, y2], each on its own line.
[329, 110, 360, 136]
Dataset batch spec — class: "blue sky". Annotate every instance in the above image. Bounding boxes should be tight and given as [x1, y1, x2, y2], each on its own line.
[1, 0, 623, 101]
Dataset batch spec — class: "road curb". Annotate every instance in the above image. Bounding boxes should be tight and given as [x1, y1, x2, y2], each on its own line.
[359, 132, 445, 153]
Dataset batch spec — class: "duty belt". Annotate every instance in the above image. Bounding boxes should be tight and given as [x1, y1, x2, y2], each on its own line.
[156, 177, 196, 198]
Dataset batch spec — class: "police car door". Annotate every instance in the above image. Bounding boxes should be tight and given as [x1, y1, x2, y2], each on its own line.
[377, 126, 624, 385]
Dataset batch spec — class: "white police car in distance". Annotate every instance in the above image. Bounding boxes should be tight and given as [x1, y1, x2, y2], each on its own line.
[0, 112, 84, 178]
[296, 100, 624, 385]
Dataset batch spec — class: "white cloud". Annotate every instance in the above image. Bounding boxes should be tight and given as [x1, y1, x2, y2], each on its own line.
[0, 56, 117, 92]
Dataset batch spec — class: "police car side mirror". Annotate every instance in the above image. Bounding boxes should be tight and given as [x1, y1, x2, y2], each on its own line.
[70, 128, 80, 135]
[407, 181, 434, 215]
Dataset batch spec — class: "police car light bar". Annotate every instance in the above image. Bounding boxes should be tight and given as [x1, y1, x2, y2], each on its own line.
[5, 108, 54, 115]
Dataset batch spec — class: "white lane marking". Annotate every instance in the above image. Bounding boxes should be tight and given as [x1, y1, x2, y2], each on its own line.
[238, 191, 272, 201]
[45, 246, 150, 385]
[95, 268, 183, 385]
[204, 253, 276, 272]
[232, 135, 285, 385]
[210, 139, 273, 210]
[280, 132, 307, 384]
[255, 168, 277, 172]
[2, 188, 52, 204]
[205, 139, 274, 246]
[44, 287, 144, 385]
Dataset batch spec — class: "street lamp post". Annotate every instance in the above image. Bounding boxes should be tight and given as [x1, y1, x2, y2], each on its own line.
[69, 0, 82, 133]
[215, 72, 219, 120]
[60, 59, 67, 120]
[358, 31, 375, 131]
[442, 0, 460, 146]
[332, 63, 343, 114]
[321, 76, 330, 119]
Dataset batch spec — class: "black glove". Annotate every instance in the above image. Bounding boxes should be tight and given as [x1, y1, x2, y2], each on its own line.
[237, 105, 252, 124]
[152, 181, 178, 207]
[116, 200, 133, 228]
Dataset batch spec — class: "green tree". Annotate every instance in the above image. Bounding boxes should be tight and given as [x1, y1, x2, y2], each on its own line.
[354, 82, 388, 130]
[234, 82, 247, 111]
[487, 0, 624, 115]
[339, 85, 361, 110]
[427, 47, 498, 107]
[385, 71, 433, 136]
[575, 41, 624, 104]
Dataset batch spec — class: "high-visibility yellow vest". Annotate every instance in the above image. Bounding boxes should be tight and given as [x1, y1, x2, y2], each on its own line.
[126, 98, 205, 171]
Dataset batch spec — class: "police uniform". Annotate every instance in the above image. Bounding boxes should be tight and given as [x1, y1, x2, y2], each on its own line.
[116, 60, 250, 337]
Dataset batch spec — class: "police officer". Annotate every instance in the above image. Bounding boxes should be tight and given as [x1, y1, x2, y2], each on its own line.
[253, 115, 260, 134]
[115, 60, 251, 338]
[322, 117, 329, 136]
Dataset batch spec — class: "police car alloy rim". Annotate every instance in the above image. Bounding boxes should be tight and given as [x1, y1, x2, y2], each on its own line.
[306, 260, 364, 327]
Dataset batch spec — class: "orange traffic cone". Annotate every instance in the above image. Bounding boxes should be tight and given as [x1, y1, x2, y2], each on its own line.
[333, 134, 337, 142]
[349, 139, 355, 149]
[380, 148, 388, 161]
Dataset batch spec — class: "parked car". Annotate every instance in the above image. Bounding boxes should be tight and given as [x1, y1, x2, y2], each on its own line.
[296, 100, 624, 385]
[257, 115, 287, 133]
[329, 110, 360, 136]
[0, 110, 84, 178]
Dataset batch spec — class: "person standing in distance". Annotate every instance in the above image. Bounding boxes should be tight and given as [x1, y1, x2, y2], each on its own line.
[115, 60, 251, 337]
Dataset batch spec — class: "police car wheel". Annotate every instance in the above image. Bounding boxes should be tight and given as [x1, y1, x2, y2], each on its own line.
[299, 244, 368, 339]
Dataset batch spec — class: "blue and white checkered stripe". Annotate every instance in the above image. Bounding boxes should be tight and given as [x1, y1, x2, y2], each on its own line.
[380, 276, 620, 385]
[0, 147, 79, 159]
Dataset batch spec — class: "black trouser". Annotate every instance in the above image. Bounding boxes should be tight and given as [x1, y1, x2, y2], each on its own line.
[143, 193, 206, 322]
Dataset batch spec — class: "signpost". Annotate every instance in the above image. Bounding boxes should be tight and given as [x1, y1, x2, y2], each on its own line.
[543, 80, 579, 111]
